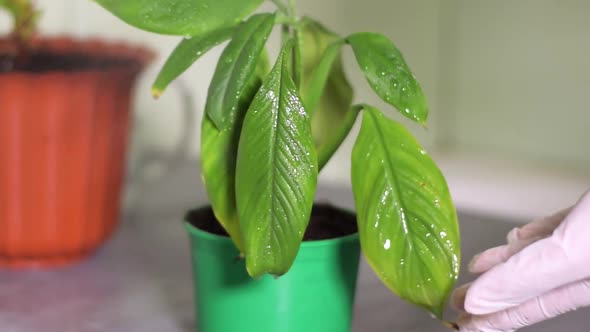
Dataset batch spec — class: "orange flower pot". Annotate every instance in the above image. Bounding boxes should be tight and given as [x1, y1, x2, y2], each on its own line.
[0, 38, 152, 268]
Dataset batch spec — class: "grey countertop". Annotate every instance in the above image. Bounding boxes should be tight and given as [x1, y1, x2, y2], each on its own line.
[1, 163, 588, 332]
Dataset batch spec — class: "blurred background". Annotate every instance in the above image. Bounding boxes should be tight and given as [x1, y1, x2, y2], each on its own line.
[2, 0, 589, 218]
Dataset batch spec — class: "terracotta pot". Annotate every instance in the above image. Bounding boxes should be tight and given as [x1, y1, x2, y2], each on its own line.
[0, 37, 152, 268]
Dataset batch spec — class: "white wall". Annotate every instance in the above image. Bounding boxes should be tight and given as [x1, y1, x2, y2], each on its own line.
[439, 0, 590, 172]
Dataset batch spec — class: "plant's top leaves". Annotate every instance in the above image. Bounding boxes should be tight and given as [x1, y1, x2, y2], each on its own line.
[95, 0, 263, 37]
[348, 32, 429, 124]
[351, 105, 460, 318]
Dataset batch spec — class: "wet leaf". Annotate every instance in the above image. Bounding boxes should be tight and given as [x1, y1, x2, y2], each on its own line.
[95, 0, 263, 37]
[300, 18, 353, 167]
[205, 13, 275, 130]
[200, 50, 270, 252]
[351, 105, 460, 318]
[235, 41, 317, 278]
[348, 33, 428, 124]
[152, 26, 235, 97]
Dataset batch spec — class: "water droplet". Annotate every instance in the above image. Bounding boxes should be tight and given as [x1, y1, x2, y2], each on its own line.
[384, 239, 391, 250]
[440, 231, 447, 238]
[404, 108, 410, 114]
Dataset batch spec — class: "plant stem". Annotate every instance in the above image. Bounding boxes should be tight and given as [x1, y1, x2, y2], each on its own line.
[288, 0, 297, 17]
[281, 24, 290, 46]
[271, 0, 289, 15]
[275, 15, 298, 26]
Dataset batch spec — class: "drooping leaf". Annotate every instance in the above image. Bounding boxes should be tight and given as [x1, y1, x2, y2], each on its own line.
[200, 50, 270, 253]
[351, 105, 460, 318]
[205, 13, 275, 130]
[152, 26, 235, 97]
[316, 104, 361, 170]
[300, 18, 353, 164]
[95, 0, 263, 37]
[235, 41, 318, 278]
[347, 33, 428, 124]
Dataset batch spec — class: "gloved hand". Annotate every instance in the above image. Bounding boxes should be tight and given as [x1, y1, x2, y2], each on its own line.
[451, 190, 590, 332]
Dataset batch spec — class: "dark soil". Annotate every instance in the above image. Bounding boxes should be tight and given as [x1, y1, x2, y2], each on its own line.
[0, 52, 140, 73]
[185, 204, 358, 241]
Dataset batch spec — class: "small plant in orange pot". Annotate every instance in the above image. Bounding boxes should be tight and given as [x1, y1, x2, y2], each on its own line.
[0, 0, 153, 268]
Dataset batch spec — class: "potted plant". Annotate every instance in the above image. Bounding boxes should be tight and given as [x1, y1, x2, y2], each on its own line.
[0, 0, 152, 267]
[96, 0, 461, 331]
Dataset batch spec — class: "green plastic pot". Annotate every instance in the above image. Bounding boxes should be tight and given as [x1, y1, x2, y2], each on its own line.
[184, 206, 361, 332]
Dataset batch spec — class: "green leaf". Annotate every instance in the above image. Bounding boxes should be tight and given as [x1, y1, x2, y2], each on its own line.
[300, 18, 354, 165]
[255, 47, 271, 79]
[152, 26, 235, 97]
[200, 49, 269, 253]
[317, 104, 361, 170]
[205, 13, 276, 130]
[300, 19, 349, 115]
[351, 105, 460, 318]
[302, 40, 346, 117]
[236, 41, 318, 278]
[201, 116, 244, 251]
[95, 0, 263, 36]
[347, 33, 428, 124]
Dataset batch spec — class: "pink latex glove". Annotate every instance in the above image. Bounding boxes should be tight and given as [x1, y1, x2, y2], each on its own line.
[452, 190, 590, 332]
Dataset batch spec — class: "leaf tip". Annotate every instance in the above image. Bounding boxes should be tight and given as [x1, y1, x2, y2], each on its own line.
[442, 321, 459, 331]
[151, 87, 163, 99]
[245, 262, 264, 279]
